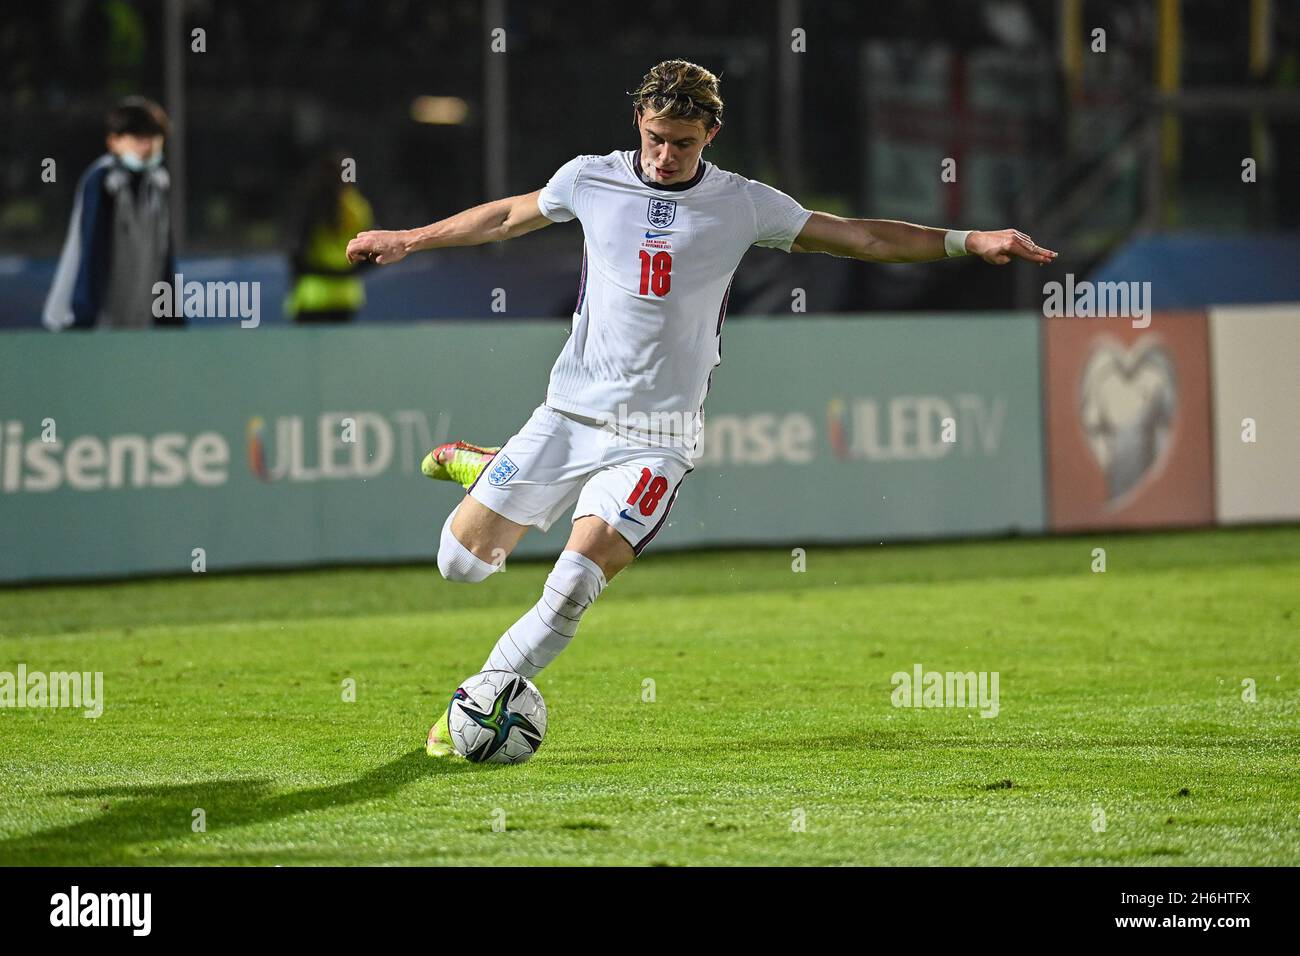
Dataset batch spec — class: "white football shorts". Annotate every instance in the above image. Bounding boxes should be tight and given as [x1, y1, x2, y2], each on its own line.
[467, 403, 693, 555]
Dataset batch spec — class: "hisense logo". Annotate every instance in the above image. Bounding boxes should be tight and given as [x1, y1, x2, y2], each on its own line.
[49, 886, 151, 936]
[0, 421, 227, 492]
[1, 409, 446, 492]
[692, 410, 815, 466]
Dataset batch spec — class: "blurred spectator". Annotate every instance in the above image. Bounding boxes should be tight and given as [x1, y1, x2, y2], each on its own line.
[42, 96, 181, 331]
[285, 152, 373, 323]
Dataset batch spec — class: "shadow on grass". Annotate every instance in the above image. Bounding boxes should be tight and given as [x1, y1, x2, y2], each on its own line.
[0, 748, 470, 866]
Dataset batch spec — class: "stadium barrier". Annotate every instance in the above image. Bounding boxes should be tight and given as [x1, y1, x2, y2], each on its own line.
[1, 307, 1294, 583]
[1208, 304, 1300, 524]
[1041, 310, 1215, 530]
[1, 315, 1043, 582]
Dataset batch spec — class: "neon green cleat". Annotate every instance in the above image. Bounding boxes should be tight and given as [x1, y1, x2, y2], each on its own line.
[420, 441, 501, 490]
[426, 706, 458, 757]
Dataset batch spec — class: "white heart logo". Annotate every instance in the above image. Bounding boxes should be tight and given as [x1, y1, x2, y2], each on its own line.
[1078, 338, 1177, 507]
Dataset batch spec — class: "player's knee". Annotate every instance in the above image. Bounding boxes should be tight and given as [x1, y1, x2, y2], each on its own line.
[437, 536, 497, 583]
[547, 550, 608, 609]
[438, 508, 499, 583]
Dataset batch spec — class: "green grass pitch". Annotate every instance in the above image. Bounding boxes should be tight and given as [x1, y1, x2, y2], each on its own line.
[1, 526, 1297, 866]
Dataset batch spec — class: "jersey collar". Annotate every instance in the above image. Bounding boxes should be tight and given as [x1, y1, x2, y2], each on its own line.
[631, 150, 709, 191]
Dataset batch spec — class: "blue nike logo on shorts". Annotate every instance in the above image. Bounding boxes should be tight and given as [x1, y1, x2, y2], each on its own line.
[644, 231, 670, 239]
[619, 508, 645, 526]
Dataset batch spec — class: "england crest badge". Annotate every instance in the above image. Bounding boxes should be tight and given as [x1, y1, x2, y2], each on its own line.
[487, 455, 519, 487]
[647, 198, 677, 228]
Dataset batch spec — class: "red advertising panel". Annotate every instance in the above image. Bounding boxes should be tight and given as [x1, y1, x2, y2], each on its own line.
[1043, 312, 1214, 531]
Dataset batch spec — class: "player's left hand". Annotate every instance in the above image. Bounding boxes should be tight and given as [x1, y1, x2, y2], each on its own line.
[967, 229, 1057, 266]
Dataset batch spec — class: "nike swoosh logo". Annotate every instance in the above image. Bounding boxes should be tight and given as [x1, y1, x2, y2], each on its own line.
[644, 231, 670, 239]
[619, 508, 646, 526]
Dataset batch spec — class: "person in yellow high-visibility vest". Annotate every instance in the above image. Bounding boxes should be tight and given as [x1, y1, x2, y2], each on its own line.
[285, 152, 374, 323]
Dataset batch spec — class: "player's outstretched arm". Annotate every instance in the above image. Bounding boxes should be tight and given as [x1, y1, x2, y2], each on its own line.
[790, 212, 1057, 265]
[345, 189, 553, 265]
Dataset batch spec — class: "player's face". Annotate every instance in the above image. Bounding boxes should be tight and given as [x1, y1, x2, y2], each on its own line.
[636, 110, 718, 185]
[106, 133, 164, 164]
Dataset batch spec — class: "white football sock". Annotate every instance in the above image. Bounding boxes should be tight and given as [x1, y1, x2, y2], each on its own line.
[483, 550, 607, 677]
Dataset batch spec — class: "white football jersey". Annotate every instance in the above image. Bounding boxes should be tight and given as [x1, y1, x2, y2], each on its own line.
[536, 149, 812, 456]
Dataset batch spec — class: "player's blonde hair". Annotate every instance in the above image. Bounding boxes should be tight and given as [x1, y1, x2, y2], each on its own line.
[629, 59, 724, 132]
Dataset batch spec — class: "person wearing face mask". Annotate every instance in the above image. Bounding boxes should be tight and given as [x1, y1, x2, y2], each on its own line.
[43, 96, 183, 331]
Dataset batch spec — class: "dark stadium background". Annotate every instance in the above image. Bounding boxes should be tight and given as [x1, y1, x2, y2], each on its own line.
[2, 0, 1297, 326]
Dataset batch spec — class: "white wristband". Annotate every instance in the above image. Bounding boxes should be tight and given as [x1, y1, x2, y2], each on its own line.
[944, 229, 971, 257]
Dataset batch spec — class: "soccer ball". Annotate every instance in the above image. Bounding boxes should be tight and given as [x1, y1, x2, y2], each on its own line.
[448, 670, 548, 764]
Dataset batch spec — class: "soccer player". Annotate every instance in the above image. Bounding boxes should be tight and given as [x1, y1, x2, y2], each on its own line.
[345, 60, 1057, 756]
